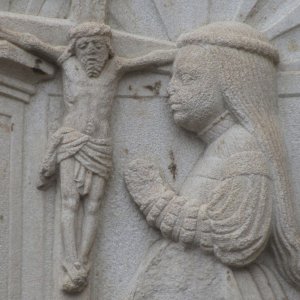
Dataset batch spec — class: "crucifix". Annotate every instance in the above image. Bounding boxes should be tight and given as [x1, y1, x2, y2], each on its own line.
[0, 0, 175, 295]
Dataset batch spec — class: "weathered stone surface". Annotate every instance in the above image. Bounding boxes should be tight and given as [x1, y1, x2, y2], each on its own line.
[2, 1, 300, 300]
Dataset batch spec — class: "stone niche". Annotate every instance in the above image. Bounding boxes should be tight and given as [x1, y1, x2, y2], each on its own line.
[0, 40, 54, 300]
[1, 1, 300, 300]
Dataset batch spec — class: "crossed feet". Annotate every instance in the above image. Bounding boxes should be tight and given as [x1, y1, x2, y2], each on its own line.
[62, 260, 90, 294]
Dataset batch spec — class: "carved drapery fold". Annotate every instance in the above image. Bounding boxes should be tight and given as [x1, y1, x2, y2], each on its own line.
[125, 150, 272, 268]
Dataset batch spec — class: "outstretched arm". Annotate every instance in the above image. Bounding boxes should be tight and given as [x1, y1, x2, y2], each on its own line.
[119, 49, 177, 73]
[0, 27, 65, 64]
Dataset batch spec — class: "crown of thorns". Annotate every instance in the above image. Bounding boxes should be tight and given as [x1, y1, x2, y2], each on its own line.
[69, 22, 112, 40]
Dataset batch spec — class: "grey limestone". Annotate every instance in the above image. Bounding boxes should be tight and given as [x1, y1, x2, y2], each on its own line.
[1, 1, 300, 300]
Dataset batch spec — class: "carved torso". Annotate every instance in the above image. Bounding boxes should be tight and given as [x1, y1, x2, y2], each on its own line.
[61, 56, 122, 138]
[181, 124, 259, 200]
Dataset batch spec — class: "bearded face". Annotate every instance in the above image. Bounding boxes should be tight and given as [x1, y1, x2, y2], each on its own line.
[75, 36, 110, 78]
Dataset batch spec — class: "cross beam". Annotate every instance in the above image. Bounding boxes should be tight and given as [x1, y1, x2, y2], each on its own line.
[0, 11, 175, 57]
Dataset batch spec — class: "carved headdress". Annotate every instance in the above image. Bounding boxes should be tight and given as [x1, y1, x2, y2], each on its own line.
[178, 22, 300, 288]
[177, 21, 279, 64]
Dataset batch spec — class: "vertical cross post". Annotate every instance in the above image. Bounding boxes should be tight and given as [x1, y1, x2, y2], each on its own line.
[70, 0, 107, 23]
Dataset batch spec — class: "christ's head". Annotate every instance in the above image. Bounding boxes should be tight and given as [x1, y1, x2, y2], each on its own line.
[60, 22, 114, 77]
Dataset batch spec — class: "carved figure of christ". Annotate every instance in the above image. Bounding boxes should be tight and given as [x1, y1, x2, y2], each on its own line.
[0, 22, 176, 293]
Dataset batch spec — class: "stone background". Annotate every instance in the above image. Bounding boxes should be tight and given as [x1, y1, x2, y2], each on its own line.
[1, 1, 300, 299]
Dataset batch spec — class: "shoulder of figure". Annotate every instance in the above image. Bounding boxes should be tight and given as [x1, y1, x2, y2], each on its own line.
[110, 55, 126, 72]
[61, 56, 81, 70]
[223, 150, 270, 179]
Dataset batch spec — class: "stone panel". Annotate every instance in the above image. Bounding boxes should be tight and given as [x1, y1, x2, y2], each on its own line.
[0, 96, 24, 300]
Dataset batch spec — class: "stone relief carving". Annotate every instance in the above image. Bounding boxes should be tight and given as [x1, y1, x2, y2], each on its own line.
[0, 22, 175, 293]
[124, 22, 300, 299]
[3, 1, 300, 299]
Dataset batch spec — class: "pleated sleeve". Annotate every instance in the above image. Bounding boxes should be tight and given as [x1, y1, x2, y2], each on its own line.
[125, 151, 272, 267]
[198, 172, 271, 266]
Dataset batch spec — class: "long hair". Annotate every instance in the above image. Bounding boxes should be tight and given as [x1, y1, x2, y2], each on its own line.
[178, 22, 300, 288]
[217, 44, 300, 287]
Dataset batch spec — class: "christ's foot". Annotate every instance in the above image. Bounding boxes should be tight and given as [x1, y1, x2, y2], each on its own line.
[61, 261, 88, 294]
[62, 274, 87, 294]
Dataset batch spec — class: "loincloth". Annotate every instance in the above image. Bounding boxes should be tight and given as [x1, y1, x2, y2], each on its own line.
[37, 127, 112, 195]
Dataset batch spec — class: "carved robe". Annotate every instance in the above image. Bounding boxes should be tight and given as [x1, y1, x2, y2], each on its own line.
[125, 124, 288, 299]
[37, 127, 112, 194]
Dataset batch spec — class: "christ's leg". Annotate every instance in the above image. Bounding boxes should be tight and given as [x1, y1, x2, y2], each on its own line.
[80, 175, 106, 269]
[60, 158, 80, 265]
